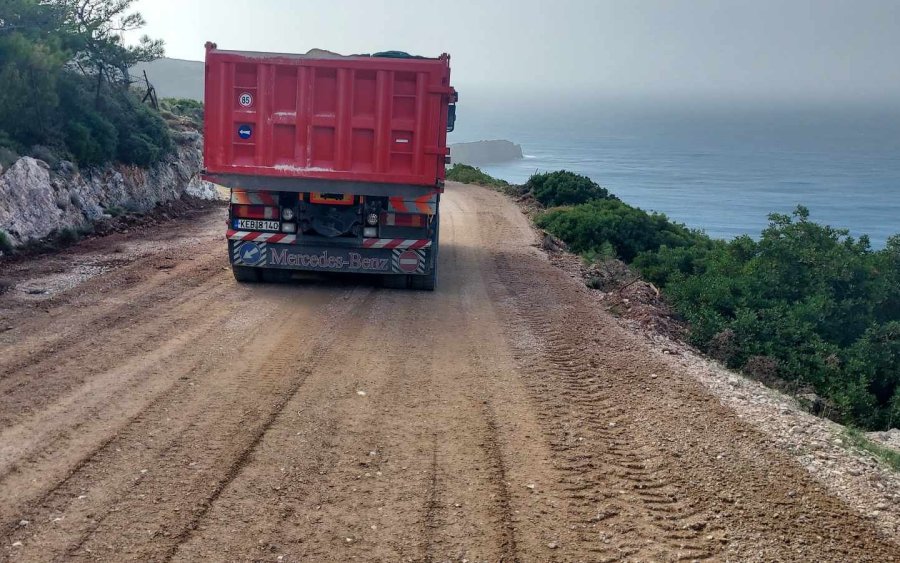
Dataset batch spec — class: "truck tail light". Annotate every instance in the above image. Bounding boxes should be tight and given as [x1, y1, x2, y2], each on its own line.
[232, 204, 278, 220]
[382, 213, 426, 228]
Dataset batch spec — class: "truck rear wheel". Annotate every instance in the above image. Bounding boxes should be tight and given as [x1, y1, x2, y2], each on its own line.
[261, 268, 292, 283]
[409, 271, 436, 291]
[232, 265, 262, 283]
[382, 274, 409, 289]
[410, 217, 439, 291]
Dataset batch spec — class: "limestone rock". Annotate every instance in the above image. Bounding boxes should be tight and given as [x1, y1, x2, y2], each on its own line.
[0, 135, 216, 246]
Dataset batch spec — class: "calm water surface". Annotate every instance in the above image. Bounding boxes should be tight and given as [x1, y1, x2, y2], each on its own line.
[450, 99, 900, 247]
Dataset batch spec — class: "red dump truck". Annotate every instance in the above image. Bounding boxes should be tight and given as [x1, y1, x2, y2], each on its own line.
[202, 43, 457, 290]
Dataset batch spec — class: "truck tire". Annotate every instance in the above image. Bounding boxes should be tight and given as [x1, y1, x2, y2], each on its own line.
[381, 274, 409, 289]
[409, 270, 436, 291]
[232, 265, 262, 283]
[261, 268, 291, 283]
[410, 216, 439, 291]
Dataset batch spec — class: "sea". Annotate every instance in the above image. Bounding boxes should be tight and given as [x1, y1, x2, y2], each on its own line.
[449, 97, 900, 248]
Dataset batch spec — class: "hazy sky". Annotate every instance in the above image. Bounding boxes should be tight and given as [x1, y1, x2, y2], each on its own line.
[131, 0, 900, 104]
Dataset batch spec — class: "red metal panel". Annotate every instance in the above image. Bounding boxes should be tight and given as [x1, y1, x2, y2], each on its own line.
[203, 43, 455, 189]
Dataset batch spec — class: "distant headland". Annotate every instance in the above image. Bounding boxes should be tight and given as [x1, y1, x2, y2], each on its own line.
[449, 140, 523, 166]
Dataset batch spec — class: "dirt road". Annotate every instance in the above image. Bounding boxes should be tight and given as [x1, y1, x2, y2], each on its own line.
[1, 183, 897, 562]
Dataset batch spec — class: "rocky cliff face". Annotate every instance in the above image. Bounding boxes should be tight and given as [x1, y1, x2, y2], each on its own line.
[0, 130, 217, 247]
[449, 139, 524, 166]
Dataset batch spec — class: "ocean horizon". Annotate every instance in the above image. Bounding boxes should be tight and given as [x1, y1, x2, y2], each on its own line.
[450, 98, 900, 248]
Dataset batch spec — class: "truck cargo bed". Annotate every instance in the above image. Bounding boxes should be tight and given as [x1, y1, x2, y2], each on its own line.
[203, 43, 456, 190]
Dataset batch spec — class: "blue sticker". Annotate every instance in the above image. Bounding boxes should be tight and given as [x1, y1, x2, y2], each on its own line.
[238, 124, 252, 139]
[233, 241, 267, 266]
[240, 244, 261, 262]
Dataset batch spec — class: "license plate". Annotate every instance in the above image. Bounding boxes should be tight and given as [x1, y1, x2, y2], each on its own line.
[234, 219, 280, 231]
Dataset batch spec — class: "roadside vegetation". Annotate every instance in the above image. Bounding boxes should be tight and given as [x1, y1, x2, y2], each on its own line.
[843, 427, 900, 471]
[0, 222, 95, 257]
[446, 164, 510, 188]
[451, 167, 900, 432]
[0, 230, 13, 253]
[159, 97, 203, 130]
[0, 0, 169, 168]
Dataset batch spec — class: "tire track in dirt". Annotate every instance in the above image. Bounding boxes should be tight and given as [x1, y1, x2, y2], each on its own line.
[422, 199, 522, 562]
[463, 184, 899, 561]
[170, 288, 437, 561]
[421, 437, 441, 563]
[0, 282, 236, 481]
[171, 210, 536, 562]
[0, 279, 292, 536]
[494, 289, 717, 561]
[0, 246, 225, 383]
[432, 189, 593, 561]
[0, 255, 228, 412]
[160, 288, 378, 561]
[480, 402, 520, 563]
[3, 287, 372, 561]
[417, 196, 563, 562]
[1, 233, 245, 536]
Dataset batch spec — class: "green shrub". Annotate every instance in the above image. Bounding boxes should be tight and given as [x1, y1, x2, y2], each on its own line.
[446, 163, 509, 187]
[64, 118, 113, 166]
[29, 144, 60, 168]
[56, 73, 172, 167]
[0, 131, 21, 169]
[845, 323, 900, 428]
[0, 147, 18, 169]
[0, 230, 13, 253]
[113, 96, 172, 165]
[0, 131, 22, 168]
[105, 205, 125, 217]
[123, 200, 143, 214]
[160, 97, 203, 129]
[531, 168, 900, 431]
[57, 227, 80, 245]
[0, 1, 168, 168]
[536, 198, 705, 262]
[525, 170, 616, 207]
[635, 207, 900, 430]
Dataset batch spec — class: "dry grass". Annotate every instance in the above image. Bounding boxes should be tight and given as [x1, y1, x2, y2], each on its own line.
[844, 427, 900, 472]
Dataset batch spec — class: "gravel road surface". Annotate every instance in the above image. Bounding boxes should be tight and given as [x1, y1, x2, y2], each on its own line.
[1, 183, 897, 561]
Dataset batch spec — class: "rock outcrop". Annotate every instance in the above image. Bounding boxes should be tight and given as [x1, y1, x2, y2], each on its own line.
[449, 139, 524, 166]
[0, 131, 217, 247]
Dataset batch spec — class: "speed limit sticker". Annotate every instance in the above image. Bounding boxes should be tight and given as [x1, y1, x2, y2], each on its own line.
[239, 92, 253, 107]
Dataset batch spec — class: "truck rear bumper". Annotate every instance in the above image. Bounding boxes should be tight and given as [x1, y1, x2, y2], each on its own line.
[228, 238, 434, 275]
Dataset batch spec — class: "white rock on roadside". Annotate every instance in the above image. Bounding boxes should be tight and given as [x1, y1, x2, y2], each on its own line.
[0, 131, 217, 248]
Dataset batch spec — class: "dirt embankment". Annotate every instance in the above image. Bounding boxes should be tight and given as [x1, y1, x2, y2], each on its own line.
[0, 183, 897, 561]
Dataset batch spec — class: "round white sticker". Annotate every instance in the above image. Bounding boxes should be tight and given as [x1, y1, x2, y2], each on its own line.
[239, 92, 253, 107]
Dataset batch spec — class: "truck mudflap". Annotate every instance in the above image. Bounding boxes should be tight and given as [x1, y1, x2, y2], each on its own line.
[229, 239, 434, 275]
